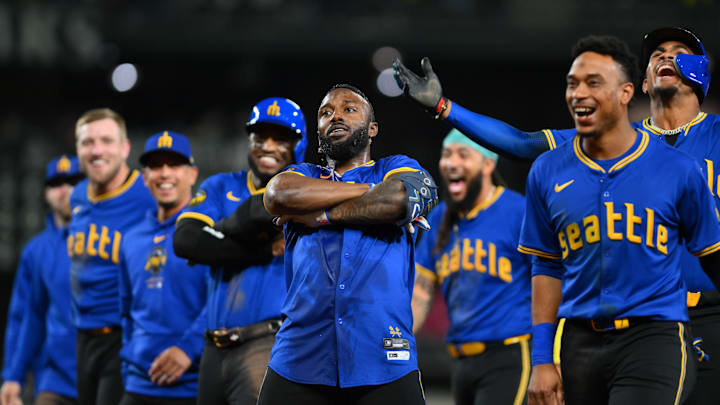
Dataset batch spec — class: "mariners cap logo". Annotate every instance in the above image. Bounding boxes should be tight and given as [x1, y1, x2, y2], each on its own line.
[267, 100, 281, 117]
[56, 155, 71, 173]
[157, 131, 173, 148]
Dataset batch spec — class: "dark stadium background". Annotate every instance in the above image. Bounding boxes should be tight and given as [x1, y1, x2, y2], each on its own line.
[1, 0, 719, 399]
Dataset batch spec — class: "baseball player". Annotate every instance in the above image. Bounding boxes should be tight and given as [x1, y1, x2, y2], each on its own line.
[258, 84, 437, 404]
[518, 35, 720, 405]
[1, 156, 84, 405]
[412, 129, 531, 405]
[172, 97, 307, 404]
[396, 27, 720, 405]
[118, 132, 208, 405]
[69, 108, 156, 405]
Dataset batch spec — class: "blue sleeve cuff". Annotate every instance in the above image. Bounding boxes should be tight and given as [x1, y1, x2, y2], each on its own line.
[531, 322, 557, 366]
[531, 256, 563, 279]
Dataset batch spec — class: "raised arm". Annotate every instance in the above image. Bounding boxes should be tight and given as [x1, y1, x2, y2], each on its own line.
[394, 57, 556, 160]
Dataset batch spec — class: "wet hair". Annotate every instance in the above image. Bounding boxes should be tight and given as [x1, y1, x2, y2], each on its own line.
[571, 35, 640, 86]
[325, 83, 376, 122]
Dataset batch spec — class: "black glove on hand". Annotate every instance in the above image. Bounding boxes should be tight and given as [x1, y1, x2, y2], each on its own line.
[393, 57, 447, 118]
[215, 194, 280, 243]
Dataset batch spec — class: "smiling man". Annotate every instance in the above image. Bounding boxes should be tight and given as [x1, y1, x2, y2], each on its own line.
[69, 108, 156, 405]
[173, 97, 307, 405]
[258, 84, 437, 405]
[412, 129, 532, 405]
[517, 36, 720, 405]
[117, 131, 208, 405]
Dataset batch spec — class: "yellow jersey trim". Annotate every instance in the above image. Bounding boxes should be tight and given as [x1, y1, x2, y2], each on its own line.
[513, 339, 531, 405]
[517, 245, 561, 260]
[641, 118, 663, 135]
[553, 318, 566, 365]
[684, 112, 707, 136]
[542, 129, 557, 150]
[572, 131, 649, 173]
[462, 186, 505, 220]
[674, 322, 687, 405]
[88, 170, 140, 203]
[415, 263, 437, 282]
[176, 212, 215, 227]
[247, 171, 266, 195]
[693, 240, 720, 257]
[383, 166, 420, 182]
[608, 131, 649, 173]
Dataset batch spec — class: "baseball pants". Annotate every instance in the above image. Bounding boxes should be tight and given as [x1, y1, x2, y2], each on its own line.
[34, 392, 78, 405]
[256, 368, 426, 405]
[451, 339, 530, 405]
[686, 298, 720, 405]
[119, 392, 195, 405]
[196, 333, 275, 405]
[558, 319, 695, 405]
[76, 328, 124, 405]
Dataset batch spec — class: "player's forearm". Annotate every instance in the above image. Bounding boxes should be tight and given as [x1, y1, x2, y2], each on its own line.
[326, 178, 406, 225]
[411, 273, 436, 333]
[264, 173, 370, 215]
[174, 219, 273, 267]
[531, 275, 562, 325]
[446, 102, 551, 160]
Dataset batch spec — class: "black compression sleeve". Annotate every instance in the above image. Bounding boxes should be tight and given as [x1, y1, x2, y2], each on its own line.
[699, 250, 720, 291]
[173, 218, 273, 268]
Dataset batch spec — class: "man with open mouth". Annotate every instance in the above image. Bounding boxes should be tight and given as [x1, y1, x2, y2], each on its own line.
[396, 26, 720, 405]
[412, 129, 532, 405]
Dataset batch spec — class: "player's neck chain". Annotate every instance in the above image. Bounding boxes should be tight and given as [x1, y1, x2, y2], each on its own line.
[649, 112, 703, 135]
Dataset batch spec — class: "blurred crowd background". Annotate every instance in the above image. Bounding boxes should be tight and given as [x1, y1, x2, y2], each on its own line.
[2, 0, 720, 393]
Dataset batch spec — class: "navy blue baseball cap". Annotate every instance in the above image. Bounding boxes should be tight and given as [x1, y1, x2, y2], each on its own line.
[45, 155, 83, 185]
[139, 131, 195, 166]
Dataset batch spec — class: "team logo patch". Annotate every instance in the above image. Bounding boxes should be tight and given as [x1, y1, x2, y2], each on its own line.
[386, 351, 410, 361]
[189, 190, 207, 206]
[389, 326, 402, 337]
[145, 246, 167, 275]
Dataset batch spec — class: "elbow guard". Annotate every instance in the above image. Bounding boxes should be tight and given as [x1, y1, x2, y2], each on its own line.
[394, 170, 439, 226]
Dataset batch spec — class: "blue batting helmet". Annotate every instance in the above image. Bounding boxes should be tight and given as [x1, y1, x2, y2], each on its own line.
[641, 27, 710, 104]
[246, 97, 307, 163]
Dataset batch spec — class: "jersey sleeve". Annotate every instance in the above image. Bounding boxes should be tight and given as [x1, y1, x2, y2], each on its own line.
[543, 129, 577, 150]
[380, 155, 423, 181]
[175, 268, 209, 364]
[678, 162, 720, 257]
[1, 241, 38, 381]
[414, 207, 443, 282]
[177, 176, 225, 227]
[518, 164, 563, 263]
[118, 239, 133, 349]
[279, 163, 319, 178]
[4, 248, 48, 384]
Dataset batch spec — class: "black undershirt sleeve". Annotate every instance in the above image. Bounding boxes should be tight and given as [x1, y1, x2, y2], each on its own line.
[699, 250, 720, 291]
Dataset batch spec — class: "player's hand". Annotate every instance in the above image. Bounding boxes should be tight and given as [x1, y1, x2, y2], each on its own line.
[393, 57, 445, 116]
[0, 381, 22, 405]
[528, 364, 564, 405]
[149, 346, 192, 386]
[273, 211, 331, 228]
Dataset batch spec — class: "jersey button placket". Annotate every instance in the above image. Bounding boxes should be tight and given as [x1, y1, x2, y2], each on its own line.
[599, 173, 610, 305]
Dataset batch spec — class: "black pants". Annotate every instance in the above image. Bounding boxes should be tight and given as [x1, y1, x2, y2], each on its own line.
[119, 392, 195, 405]
[686, 307, 720, 405]
[35, 392, 78, 405]
[76, 329, 124, 405]
[451, 339, 530, 405]
[196, 334, 275, 405]
[256, 367, 426, 405]
[559, 320, 695, 405]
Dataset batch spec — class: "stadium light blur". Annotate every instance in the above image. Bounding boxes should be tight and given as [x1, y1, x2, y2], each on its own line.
[372, 46, 401, 72]
[376, 68, 403, 97]
[111, 63, 138, 92]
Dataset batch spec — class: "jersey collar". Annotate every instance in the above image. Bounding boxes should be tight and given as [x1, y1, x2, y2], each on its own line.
[641, 112, 707, 137]
[87, 169, 140, 203]
[247, 171, 266, 195]
[459, 186, 505, 220]
[573, 130, 650, 174]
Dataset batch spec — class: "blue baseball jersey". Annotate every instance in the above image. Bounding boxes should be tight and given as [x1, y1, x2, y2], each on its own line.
[543, 113, 720, 292]
[415, 188, 531, 343]
[119, 209, 208, 398]
[268, 155, 425, 388]
[176, 170, 285, 330]
[518, 130, 720, 321]
[3, 216, 74, 396]
[68, 171, 156, 329]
